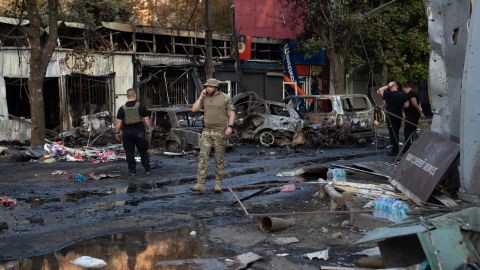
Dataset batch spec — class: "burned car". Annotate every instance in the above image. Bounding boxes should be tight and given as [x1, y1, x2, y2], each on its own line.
[149, 106, 203, 152]
[283, 94, 375, 146]
[232, 92, 304, 146]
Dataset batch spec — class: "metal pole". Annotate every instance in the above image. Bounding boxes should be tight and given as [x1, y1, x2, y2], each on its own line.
[228, 187, 251, 217]
[204, 0, 214, 78]
[231, 1, 243, 92]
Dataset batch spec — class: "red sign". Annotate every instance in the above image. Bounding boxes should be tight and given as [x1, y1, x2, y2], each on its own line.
[238, 35, 252, 60]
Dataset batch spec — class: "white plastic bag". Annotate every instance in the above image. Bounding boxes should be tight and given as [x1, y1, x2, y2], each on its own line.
[70, 256, 107, 268]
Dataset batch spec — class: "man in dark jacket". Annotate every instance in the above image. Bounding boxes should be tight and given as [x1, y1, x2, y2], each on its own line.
[115, 88, 151, 176]
[402, 84, 425, 151]
[377, 82, 408, 156]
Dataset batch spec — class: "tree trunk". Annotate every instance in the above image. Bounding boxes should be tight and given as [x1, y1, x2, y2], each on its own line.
[28, 74, 46, 145]
[381, 63, 389, 85]
[23, 0, 59, 146]
[327, 51, 346, 94]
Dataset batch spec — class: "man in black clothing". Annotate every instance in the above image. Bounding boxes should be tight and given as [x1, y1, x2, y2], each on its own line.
[115, 89, 152, 176]
[402, 84, 425, 152]
[377, 82, 408, 156]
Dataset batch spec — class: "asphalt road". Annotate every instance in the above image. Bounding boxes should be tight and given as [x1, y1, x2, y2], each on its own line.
[0, 144, 387, 269]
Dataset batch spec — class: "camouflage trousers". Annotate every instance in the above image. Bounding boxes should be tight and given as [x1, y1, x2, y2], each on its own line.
[197, 128, 227, 184]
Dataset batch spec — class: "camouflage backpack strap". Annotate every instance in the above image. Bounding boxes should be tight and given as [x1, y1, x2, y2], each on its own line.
[223, 92, 229, 117]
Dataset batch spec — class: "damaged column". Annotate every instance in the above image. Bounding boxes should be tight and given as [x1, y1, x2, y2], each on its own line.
[427, 0, 470, 137]
[459, 1, 480, 201]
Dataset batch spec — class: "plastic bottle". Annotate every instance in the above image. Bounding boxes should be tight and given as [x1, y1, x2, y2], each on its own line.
[327, 168, 347, 182]
[373, 197, 409, 222]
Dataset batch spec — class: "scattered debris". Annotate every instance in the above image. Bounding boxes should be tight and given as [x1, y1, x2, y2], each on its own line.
[236, 252, 262, 269]
[272, 237, 300, 245]
[51, 170, 67, 175]
[276, 253, 290, 257]
[70, 256, 107, 268]
[0, 197, 17, 208]
[341, 220, 350, 227]
[40, 140, 126, 164]
[72, 174, 87, 183]
[280, 184, 296, 192]
[432, 194, 459, 208]
[44, 142, 65, 157]
[0, 222, 8, 231]
[332, 232, 343, 239]
[357, 207, 480, 269]
[156, 258, 231, 269]
[327, 168, 347, 182]
[373, 197, 410, 223]
[353, 247, 381, 257]
[163, 151, 196, 156]
[304, 248, 329, 260]
[355, 255, 385, 269]
[277, 164, 328, 177]
[41, 158, 57, 164]
[88, 172, 120, 181]
[259, 217, 295, 232]
[330, 181, 403, 200]
[321, 227, 329, 234]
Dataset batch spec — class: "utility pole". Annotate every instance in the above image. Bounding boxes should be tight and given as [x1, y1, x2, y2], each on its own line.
[204, 0, 214, 78]
[231, 1, 243, 92]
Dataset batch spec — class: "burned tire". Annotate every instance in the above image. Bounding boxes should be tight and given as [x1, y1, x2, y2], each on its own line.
[166, 140, 181, 152]
[259, 130, 275, 147]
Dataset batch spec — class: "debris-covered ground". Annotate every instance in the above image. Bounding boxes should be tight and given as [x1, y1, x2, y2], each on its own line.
[0, 142, 393, 269]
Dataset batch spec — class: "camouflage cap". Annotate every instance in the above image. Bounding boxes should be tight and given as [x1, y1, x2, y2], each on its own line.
[204, 78, 220, 88]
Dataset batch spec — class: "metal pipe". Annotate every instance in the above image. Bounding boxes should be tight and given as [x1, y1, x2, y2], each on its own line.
[249, 207, 465, 218]
[250, 210, 374, 217]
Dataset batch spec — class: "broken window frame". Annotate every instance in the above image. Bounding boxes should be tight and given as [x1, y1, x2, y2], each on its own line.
[62, 73, 115, 129]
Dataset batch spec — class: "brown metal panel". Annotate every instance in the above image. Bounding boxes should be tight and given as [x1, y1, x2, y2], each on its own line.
[391, 130, 460, 204]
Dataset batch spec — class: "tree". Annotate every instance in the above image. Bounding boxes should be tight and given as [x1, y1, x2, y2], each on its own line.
[20, 0, 60, 145]
[284, 0, 429, 92]
[349, 1, 429, 85]
[284, 0, 368, 93]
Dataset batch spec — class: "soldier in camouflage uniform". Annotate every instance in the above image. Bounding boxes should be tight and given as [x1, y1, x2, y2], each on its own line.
[191, 78, 236, 193]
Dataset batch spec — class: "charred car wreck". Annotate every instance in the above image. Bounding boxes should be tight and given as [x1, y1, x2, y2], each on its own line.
[232, 92, 304, 146]
[149, 106, 203, 152]
[284, 94, 375, 146]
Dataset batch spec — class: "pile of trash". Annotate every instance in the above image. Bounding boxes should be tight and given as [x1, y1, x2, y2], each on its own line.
[39, 141, 125, 164]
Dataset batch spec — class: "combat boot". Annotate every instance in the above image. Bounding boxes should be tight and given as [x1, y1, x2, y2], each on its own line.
[214, 180, 222, 193]
[190, 180, 206, 192]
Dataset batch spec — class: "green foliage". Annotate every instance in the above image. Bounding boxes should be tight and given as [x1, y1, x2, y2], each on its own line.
[287, 0, 429, 84]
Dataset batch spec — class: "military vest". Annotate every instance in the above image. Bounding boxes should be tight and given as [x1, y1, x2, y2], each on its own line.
[122, 102, 142, 124]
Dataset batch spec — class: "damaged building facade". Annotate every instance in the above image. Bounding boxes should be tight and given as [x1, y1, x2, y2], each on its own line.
[0, 17, 310, 142]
